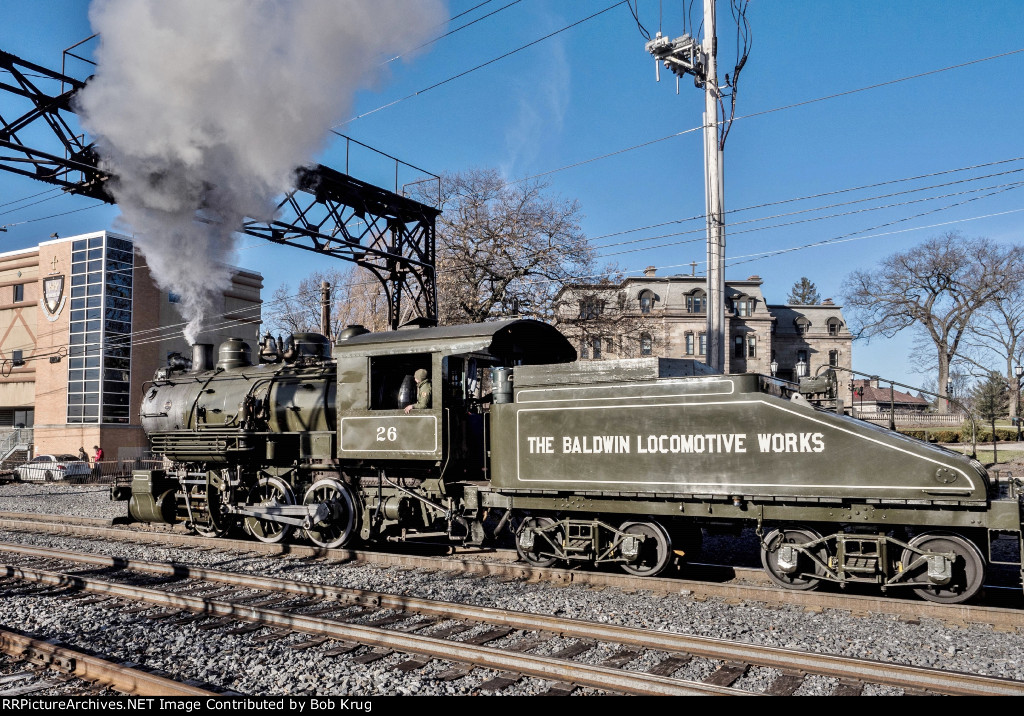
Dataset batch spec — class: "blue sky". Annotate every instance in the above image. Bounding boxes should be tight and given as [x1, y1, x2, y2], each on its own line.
[1, 0, 1023, 390]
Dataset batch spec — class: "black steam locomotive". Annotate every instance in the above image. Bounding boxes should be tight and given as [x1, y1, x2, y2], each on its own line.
[119, 319, 1024, 604]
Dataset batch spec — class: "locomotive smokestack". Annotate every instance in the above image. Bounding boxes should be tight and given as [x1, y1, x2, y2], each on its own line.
[191, 343, 214, 373]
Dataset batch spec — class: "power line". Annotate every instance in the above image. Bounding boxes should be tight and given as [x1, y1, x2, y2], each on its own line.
[335, 1, 626, 126]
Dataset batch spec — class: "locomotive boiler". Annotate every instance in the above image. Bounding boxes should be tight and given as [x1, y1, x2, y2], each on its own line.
[121, 319, 1024, 604]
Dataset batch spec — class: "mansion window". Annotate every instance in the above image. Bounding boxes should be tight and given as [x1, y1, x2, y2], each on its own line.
[827, 318, 841, 336]
[578, 299, 603, 319]
[591, 336, 602, 360]
[795, 317, 810, 335]
[734, 335, 744, 359]
[734, 296, 753, 317]
[686, 291, 706, 314]
[747, 335, 757, 358]
[640, 332, 653, 356]
[698, 332, 707, 356]
[684, 332, 694, 355]
[639, 291, 655, 314]
[829, 349, 839, 367]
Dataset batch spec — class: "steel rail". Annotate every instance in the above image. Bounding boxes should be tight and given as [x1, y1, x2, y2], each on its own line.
[0, 560, 749, 697]
[0, 515, 1020, 631]
[4, 544, 1024, 696]
[0, 625, 219, 696]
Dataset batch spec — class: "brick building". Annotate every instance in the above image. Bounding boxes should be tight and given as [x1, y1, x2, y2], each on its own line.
[0, 230, 262, 462]
[554, 268, 852, 380]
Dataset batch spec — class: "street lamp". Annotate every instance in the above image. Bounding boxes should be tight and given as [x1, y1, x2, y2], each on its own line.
[947, 379, 953, 413]
[770, 359, 778, 377]
[796, 360, 808, 379]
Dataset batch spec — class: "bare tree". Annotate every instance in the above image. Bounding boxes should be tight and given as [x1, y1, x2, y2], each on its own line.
[265, 266, 390, 340]
[842, 232, 1024, 413]
[958, 288, 1024, 421]
[413, 168, 597, 325]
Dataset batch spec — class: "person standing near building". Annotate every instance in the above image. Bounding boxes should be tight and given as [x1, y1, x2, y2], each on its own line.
[92, 445, 104, 476]
[77, 447, 88, 463]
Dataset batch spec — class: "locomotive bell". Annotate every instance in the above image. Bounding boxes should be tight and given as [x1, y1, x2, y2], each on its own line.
[217, 337, 252, 370]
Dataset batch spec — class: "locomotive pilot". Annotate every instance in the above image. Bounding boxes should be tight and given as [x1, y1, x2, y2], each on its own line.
[404, 368, 431, 413]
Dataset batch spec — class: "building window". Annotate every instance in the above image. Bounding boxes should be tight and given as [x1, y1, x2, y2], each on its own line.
[578, 299, 603, 319]
[639, 291, 655, 314]
[735, 296, 752, 317]
[827, 318, 840, 336]
[606, 337, 615, 355]
[797, 349, 808, 364]
[747, 335, 756, 358]
[13, 284, 23, 302]
[795, 317, 810, 335]
[829, 349, 839, 367]
[11, 350, 22, 366]
[686, 291, 706, 314]
[591, 336, 602, 360]
[640, 332, 652, 356]
[698, 332, 707, 356]
[67, 234, 134, 425]
[579, 340, 589, 359]
[734, 335, 744, 359]
[168, 292, 181, 304]
[685, 332, 694, 355]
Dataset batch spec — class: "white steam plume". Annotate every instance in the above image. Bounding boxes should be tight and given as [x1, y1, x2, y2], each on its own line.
[77, 0, 446, 344]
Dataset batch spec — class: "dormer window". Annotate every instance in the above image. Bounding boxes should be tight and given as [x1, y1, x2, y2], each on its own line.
[639, 290, 656, 314]
[578, 299, 603, 319]
[734, 295, 753, 317]
[827, 318, 841, 336]
[686, 290, 706, 314]
[795, 317, 811, 335]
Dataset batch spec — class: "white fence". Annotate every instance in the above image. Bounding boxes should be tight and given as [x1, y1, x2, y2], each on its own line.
[851, 411, 964, 427]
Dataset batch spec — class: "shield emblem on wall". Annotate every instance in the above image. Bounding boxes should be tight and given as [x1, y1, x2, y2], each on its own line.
[42, 275, 65, 318]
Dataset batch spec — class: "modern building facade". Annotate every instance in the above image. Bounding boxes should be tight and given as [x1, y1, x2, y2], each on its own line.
[554, 269, 853, 380]
[0, 231, 263, 461]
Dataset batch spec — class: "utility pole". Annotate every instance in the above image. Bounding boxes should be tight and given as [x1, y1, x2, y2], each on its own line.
[646, 0, 728, 373]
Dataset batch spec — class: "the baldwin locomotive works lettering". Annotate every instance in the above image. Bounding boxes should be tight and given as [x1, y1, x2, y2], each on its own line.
[525, 432, 825, 454]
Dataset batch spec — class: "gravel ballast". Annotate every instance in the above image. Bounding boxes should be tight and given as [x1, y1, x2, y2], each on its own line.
[0, 482, 1021, 696]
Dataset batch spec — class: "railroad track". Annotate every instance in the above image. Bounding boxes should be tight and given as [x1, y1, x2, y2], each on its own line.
[1, 512, 1022, 632]
[2, 542, 1023, 696]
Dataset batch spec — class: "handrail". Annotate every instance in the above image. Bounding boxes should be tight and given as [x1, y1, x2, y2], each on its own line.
[815, 365, 977, 459]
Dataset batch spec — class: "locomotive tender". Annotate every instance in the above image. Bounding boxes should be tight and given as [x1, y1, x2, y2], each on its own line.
[121, 319, 1024, 604]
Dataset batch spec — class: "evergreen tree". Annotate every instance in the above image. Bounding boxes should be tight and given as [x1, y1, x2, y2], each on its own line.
[972, 371, 1010, 463]
[788, 277, 820, 305]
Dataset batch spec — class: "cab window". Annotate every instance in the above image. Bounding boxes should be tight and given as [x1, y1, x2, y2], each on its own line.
[369, 353, 432, 410]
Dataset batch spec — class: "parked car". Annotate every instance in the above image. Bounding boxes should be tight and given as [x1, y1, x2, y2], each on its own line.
[15, 454, 92, 482]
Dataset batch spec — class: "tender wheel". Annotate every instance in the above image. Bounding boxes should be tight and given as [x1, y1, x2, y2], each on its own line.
[244, 475, 295, 544]
[515, 516, 562, 567]
[303, 479, 359, 549]
[619, 521, 673, 577]
[900, 532, 986, 604]
[760, 527, 829, 590]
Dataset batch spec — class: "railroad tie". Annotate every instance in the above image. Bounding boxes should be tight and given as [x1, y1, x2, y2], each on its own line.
[1, 680, 60, 696]
[393, 617, 442, 633]
[549, 640, 597, 660]
[476, 672, 521, 692]
[600, 649, 640, 668]
[429, 624, 474, 639]
[287, 636, 329, 651]
[645, 653, 693, 677]
[432, 664, 474, 682]
[503, 636, 552, 653]
[194, 617, 235, 631]
[539, 682, 577, 696]
[765, 670, 805, 696]
[224, 624, 265, 636]
[703, 662, 748, 687]
[392, 656, 432, 673]
[0, 671, 33, 686]
[832, 680, 864, 696]
[250, 628, 292, 644]
[461, 627, 513, 646]
[350, 649, 393, 665]
[361, 613, 410, 628]
[321, 641, 360, 657]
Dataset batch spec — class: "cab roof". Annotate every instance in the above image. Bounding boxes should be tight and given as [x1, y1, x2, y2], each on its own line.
[333, 319, 577, 364]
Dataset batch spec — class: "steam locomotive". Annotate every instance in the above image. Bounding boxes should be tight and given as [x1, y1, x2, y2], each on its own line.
[119, 319, 1024, 604]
